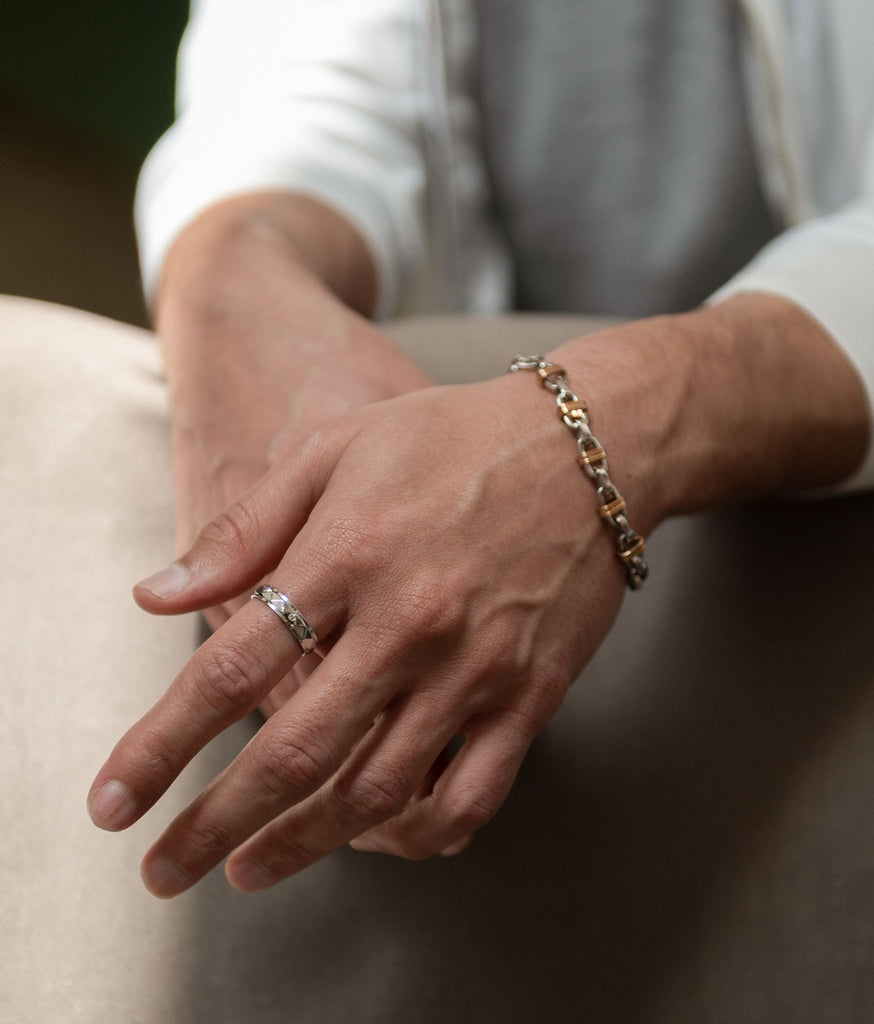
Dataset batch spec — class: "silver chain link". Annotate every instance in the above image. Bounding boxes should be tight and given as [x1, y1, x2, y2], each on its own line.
[509, 355, 648, 590]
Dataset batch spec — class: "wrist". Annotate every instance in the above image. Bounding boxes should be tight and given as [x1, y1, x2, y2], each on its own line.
[153, 198, 432, 444]
[508, 355, 650, 588]
[547, 295, 869, 532]
[545, 319, 697, 534]
[153, 220, 334, 430]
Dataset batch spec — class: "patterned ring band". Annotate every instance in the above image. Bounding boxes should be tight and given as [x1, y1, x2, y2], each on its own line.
[251, 585, 318, 655]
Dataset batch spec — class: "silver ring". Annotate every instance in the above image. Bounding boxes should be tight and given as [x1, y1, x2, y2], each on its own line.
[251, 585, 318, 655]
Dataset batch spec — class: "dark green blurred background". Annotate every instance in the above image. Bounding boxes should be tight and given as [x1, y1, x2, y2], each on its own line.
[1, 0, 189, 324]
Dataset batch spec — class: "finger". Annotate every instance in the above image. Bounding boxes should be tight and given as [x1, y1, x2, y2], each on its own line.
[341, 713, 530, 861]
[438, 835, 474, 857]
[133, 435, 338, 615]
[410, 736, 464, 800]
[347, 735, 463, 849]
[138, 628, 450, 897]
[258, 655, 319, 718]
[137, 630, 401, 896]
[88, 578, 342, 833]
[222, 696, 464, 892]
[350, 737, 472, 856]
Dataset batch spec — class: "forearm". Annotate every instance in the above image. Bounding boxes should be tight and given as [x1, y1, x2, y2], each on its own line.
[155, 191, 378, 326]
[153, 192, 428, 438]
[150, 189, 431, 576]
[547, 294, 869, 534]
[154, 193, 382, 396]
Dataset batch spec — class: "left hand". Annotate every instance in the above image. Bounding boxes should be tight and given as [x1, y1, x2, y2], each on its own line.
[87, 370, 633, 896]
[151, 195, 436, 715]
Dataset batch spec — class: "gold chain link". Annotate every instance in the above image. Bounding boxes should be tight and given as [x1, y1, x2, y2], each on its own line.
[509, 355, 649, 590]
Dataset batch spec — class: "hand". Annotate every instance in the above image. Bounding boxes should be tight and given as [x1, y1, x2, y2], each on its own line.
[157, 193, 433, 603]
[88, 371, 633, 896]
[88, 295, 868, 897]
[154, 195, 434, 712]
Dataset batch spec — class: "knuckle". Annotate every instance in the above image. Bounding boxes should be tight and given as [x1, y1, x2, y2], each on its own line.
[447, 785, 501, 834]
[485, 636, 536, 682]
[332, 764, 410, 824]
[192, 641, 263, 716]
[524, 665, 570, 723]
[142, 743, 181, 782]
[319, 514, 384, 573]
[393, 567, 467, 641]
[386, 831, 440, 862]
[502, 702, 547, 742]
[196, 500, 261, 559]
[262, 831, 321, 874]
[300, 512, 387, 600]
[254, 731, 330, 797]
[133, 726, 189, 786]
[186, 817, 238, 862]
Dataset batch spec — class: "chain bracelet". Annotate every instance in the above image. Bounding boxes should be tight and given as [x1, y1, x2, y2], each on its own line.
[508, 354, 648, 590]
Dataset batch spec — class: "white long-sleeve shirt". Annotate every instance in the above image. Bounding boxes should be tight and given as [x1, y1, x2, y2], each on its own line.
[136, 0, 874, 489]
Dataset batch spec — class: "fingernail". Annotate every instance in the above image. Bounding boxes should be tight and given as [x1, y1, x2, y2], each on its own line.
[136, 562, 189, 600]
[349, 836, 380, 854]
[88, 780, 137, 831]
[142, 857, 191, 899]
[227, 859, 274, 893]
[440, 836, 473, 857]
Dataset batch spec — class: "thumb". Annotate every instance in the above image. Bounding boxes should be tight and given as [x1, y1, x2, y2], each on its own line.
[133, 445, 331, 615]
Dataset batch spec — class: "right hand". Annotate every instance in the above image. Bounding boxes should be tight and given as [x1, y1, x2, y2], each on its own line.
[99, 369, 633, 894]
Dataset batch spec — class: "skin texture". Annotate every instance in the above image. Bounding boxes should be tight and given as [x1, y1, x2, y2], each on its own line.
[88, 194, 869, 896]
[153, 194, 432, 712]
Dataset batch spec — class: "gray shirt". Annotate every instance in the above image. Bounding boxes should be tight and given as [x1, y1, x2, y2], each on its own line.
[475, 0, 779, 315]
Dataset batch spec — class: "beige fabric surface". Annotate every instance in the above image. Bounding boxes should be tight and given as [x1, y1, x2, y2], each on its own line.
[2, 294, 873, 1023]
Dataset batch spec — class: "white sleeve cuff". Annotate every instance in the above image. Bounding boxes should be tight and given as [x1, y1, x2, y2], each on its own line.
[135, 117, 419, 321]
